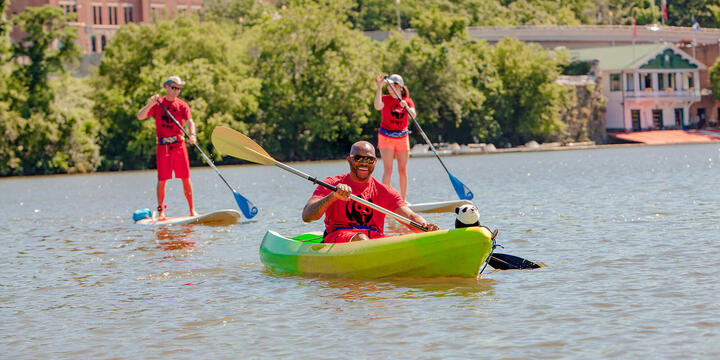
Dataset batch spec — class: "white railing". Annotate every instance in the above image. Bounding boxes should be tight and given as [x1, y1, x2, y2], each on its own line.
[624, 89, 701, 99]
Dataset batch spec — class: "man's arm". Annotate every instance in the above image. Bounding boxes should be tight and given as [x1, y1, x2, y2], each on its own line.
[394, 205, 439, 233]
[185, 118, 196, 144]
[374, 76, 385, 110]
[137, 94, 160, 120]
[302, 184, 351, 222]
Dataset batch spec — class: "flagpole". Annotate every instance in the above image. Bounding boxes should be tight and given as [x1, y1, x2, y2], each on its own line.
[692, 16, 698, 60]
[632, 15, 637, 61]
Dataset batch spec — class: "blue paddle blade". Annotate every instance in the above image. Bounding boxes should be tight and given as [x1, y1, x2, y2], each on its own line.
[449, 173, 473, 200]
[233, 190, 259, 219]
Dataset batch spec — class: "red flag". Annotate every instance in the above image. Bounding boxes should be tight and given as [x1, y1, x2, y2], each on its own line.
[661, 0, 668, 22]
[632, 16, 637, 39]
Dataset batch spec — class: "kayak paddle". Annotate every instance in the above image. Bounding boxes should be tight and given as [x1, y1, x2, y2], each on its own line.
[383, 76, 473, 200]
[488, 253, 542, 270]
[157, 101, 258, 219]
[211, 126, 426, 231]
[211, 126, 542, 270]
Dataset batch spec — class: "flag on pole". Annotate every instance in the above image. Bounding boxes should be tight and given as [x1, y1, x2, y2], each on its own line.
[692, 15, 700, 33]
[632, 15, 637, 39]
[661, 0, 668, 22]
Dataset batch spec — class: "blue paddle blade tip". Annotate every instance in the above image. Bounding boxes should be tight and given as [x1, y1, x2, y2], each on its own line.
[449, 174, 473, 200]
[233, 191, 259, 219]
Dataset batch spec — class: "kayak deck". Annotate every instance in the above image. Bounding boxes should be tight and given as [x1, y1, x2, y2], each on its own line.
[407, 199, 473, 213]
[260, 227, 493, 279]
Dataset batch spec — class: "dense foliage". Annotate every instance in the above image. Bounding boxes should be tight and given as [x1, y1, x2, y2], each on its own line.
[348, 0, 720, 29]
[3, 0, 719, 175]
[1, 6, 99, 175]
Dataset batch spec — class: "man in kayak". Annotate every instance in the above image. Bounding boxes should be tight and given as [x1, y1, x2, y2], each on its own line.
[137, 76, 198, 219]
[302, 141, 439, 243]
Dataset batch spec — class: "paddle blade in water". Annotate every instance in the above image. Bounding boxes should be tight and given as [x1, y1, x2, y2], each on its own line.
[449, 173, 473, 200]
[488, 253, 543, 270]
[212, 126, 276, 165]
[233, 190, 259, 219]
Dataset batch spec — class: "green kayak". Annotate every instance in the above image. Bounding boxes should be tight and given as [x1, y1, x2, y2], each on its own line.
[259, 227, 493, 278]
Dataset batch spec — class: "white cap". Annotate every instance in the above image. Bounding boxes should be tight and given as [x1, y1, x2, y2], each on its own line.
[162, 75, 185, 87]
[388, 74, 404, 87]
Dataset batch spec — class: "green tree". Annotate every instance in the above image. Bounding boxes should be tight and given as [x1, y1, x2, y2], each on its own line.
[378, 33, 496, 145]
[484, 38, 571, 146]
[244, 0, 379, 160]
[202, 0, 275, 27]
[93, 15, 260, 170]
[0, 0, 10, 59]
[411, 6, 469, 44]
[11, 6, 80, 116]
[710, 57, 720, 101]
[506, 0, 581, 25]
[0, 6, 96, 176]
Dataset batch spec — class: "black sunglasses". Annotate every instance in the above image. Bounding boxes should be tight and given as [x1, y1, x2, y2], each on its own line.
[169, 85, 182, 91]
[351, 155, 377, 164]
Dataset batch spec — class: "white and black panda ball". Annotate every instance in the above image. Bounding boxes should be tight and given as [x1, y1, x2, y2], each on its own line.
[454, 204, 480, 228]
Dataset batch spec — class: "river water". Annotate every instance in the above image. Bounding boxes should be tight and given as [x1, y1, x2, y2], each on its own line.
[2, 143, 719, 359]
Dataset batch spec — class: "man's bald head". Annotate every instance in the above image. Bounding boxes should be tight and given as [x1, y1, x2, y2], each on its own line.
[350, 141, 375, 156]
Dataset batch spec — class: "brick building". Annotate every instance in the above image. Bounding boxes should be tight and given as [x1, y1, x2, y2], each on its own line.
[6, 0, 203, 54]
[678, 42, 720, 126]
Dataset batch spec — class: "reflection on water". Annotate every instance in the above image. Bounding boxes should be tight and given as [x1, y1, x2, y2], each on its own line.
[154, 225, 197, 252]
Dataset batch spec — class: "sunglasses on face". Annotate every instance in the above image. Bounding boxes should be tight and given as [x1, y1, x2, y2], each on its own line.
[169, 85, 182, 91]
[351, 155, 377, 164]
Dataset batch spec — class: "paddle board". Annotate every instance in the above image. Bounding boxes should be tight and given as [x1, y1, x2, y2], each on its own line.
[135, 209, 242, 226]
[407, 199, 473, 213]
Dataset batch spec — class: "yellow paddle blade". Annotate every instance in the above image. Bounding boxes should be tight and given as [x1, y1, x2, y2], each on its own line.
[211, 126, 277, 166]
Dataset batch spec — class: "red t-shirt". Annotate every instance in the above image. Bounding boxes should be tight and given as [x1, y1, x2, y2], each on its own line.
[380, 94, 414, 132]
[311, 173, 406, 235]
[147, 97, 192, 139]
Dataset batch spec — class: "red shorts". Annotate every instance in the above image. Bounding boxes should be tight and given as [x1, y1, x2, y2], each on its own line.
[378, 133, 410, 152]
[323, 229, 385, 243]
[156, 142, 190, 181]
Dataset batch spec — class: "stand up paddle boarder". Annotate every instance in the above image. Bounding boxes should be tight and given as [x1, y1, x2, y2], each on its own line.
[137, 75, 198, 219]
[374, 74, 414, 201]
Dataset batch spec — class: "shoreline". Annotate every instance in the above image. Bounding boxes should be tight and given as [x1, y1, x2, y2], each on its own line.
[4, 139, 720, 179]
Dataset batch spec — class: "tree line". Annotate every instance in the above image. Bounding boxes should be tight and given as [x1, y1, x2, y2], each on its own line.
[1, 0, 719, 176]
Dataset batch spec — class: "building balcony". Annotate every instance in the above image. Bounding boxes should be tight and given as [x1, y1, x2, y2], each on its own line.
[623, 88, 701, 101]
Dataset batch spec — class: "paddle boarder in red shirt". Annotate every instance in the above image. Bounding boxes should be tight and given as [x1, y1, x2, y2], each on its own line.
[374, 74, 414, 201]
[302, 141, 439, 243]
[137, 76, 198, 219]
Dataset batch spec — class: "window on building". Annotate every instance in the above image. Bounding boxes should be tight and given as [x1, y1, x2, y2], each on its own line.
[93, 5, 103, 24]
[674, 108, 684, 128]
[688, 73, 694, 89]
[124, 6, 134, 23]
[626, 73, 635, 91]
[610, 73, 621, 91]
[669, 73, 676, 90]
[642, 73, 653, 90]
[631, 110, 641, 131]
[109, 6, 117, 25]
[91, 35, 97, 52]
[652, 109, 663, 129]
[101, 35, 106, 51]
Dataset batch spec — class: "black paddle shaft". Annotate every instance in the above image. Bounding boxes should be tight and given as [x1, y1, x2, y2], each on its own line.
[383, 76, 451, 174]
[271, 161, 427, 232]
[156, 100, 235, 191]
